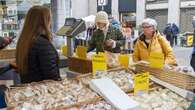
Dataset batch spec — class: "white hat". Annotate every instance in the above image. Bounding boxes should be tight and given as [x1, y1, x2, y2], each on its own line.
[142, 18, 157, 30]
[95, 11, 109, 24]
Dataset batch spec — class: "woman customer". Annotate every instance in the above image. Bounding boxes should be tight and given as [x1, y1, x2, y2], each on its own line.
[16, 6, 61, 83]
[133, 18, 177, 66]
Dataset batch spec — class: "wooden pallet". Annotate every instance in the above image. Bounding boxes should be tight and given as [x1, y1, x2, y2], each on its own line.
[0, 49, 16, 59]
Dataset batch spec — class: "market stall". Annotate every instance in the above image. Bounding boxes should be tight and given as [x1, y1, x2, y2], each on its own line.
[1, 17, 195, 110]
[4, 64, 195, 110]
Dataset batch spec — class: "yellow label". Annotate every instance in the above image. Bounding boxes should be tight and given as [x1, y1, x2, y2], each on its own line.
[61, 45, 67, 56]
[118, 54, 129, 68]
[149, 52, 164, 69]
[92, 52, 107, 77]
[187, 35, 193, 46]
[76, 46, 87, 59]
[134, 72, 150, 96]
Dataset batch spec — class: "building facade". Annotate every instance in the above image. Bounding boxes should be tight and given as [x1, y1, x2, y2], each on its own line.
[141, 0, 195, 33]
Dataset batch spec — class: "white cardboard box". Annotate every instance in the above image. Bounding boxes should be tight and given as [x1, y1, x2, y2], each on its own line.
[90, 78, 140, 110]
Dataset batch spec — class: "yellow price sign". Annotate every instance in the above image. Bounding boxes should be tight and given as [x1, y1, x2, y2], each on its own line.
[76, 46, 87, 59]
[149, 52, 164, 69]
[134, 72, 150, 96]
[92, 52, 107, 77]
[118, 54, 129, 68]
[61, 45, 67, 56]
[187, 35, 193, 46]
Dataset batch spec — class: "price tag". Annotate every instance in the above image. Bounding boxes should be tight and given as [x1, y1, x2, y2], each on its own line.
[149, 52, 164, 69]
[61, 45, 67, 56]
[134, 72, 150, 96]
[118, 54, 129, 68]
[187, 35, 193, 46]
[92, 52, 107, 77]
[76, 46, 87, 59]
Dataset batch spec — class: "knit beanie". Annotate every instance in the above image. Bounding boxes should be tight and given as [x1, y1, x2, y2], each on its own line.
[95, 11, 109, 24]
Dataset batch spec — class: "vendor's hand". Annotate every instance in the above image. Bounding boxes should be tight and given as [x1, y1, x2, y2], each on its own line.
[105, 39, 114, 47]
[163, 64, 171, 70]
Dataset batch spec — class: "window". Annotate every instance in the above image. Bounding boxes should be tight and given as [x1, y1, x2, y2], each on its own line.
[0, 0, 51, 48]
[8, 10, 13, 15]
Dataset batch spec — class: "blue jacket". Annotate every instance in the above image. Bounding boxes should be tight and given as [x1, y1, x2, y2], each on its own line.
[163, 24, 173, 36]
[111, 19, 120, 29]
[172, 23, 179, 36]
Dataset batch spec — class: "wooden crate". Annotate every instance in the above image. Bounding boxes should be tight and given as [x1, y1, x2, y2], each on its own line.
[0, 49, 16, 59]
[68, 56, 92, 73]
[135, 64, 195, 90]
[5, 79, 102, 110]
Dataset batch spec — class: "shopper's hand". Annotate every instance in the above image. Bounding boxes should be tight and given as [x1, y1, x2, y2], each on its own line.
[163, 64, 171, 70]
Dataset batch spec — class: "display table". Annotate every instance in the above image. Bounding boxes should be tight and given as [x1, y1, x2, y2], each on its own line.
[4, 67, 192, 110]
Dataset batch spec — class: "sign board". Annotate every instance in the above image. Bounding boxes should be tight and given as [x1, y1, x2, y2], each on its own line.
[134, 72, 150, 95]
[92, 52, 107, 77]
[187, 35, 193, 46]
[118, 54, 129, 68]
[98, 0, 108, 6]
[76, 46, 87, 59]
[61, 45, 67, 56]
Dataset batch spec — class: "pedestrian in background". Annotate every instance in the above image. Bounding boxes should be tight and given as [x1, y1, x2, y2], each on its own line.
[192, 16, 195, 46]
[108, 15, 120, 30]
[133, 18, 177, 66]
[163, 23, 174, 47]
[190, 45, 195, 71]
[16, 6, 61, 83]
[121, 21, 136, 53]
[172, 23, 180, 46]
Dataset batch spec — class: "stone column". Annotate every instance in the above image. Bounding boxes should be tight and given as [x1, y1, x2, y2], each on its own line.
[136, 0, 146, 27]
[168, 0, 180, 26]
[51, 0, 65, 32]
[88, 0, 97, 15]
[72, 0, 89, 18]
[111, 0, 119, 21]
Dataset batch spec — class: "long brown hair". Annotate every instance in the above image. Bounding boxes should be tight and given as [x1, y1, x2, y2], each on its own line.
[16, 6, 52, 74]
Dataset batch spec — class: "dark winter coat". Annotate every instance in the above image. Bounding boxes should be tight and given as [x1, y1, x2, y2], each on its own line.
[171, 23, 179, 36]
[20, 35, 61, 83]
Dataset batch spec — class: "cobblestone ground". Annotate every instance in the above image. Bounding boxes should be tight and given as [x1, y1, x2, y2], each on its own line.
[173, 46, 193, 66]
